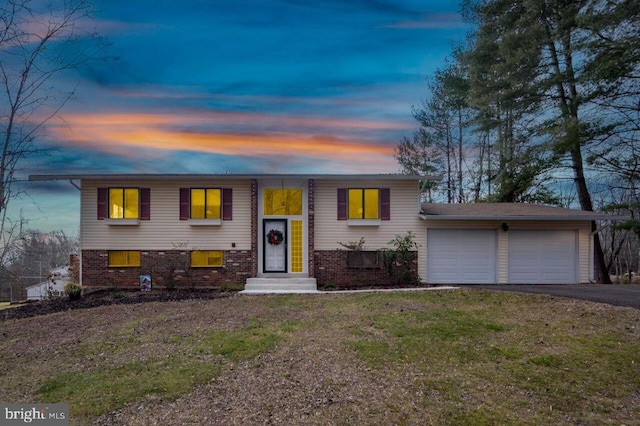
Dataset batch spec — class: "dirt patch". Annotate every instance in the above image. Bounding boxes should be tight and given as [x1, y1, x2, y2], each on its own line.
[0, 289, 231, 321]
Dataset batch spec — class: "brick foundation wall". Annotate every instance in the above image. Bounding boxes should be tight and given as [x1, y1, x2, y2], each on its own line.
[82, 250, 253, 289]
[314, 250, 419, 289]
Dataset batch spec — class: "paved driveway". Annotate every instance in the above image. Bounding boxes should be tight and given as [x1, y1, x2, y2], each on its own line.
[465, 284, 640, 309]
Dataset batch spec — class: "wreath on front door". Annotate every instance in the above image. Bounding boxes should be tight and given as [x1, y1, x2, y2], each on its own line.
[266, 229, 284, 246]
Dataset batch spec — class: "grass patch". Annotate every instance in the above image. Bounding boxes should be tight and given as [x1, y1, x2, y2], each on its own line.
[197, 318, 307, 361]
[218, 282, 244, 292]
[0, 302, 12, 311]
[39, 358, 220, 418]
[343, 291, 640, 424]
[198, 321, 280, 360]
[348, 302, 510, 366]
[37, 316, 304, 420]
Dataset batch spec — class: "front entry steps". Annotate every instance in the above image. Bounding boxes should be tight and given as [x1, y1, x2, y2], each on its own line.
[241, 277, 319, 294]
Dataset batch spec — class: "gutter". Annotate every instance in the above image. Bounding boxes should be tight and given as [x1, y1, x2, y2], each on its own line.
[419, 214, 629, 222]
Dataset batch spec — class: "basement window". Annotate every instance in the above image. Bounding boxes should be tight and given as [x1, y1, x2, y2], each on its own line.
[346, 251, 380, 268]
[191, 250, 224, 267]
[108, 251, 141, 267]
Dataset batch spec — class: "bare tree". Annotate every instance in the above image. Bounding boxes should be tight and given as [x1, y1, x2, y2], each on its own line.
[0, 0, 104, 267]
[0, 228, 78, 300]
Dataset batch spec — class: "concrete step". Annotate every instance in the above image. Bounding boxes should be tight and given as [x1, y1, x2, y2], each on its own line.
[241, 277, 319, 294]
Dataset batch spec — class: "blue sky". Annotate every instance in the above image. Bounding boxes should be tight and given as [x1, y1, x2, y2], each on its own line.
[18, 0, 471, 234]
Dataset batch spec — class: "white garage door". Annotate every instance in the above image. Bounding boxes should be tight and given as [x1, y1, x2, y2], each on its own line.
[508, 230, 577, 284]
[427, 229, 497, 284]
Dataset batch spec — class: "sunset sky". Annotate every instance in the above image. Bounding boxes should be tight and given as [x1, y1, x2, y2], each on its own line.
[18, 0, 471, 233]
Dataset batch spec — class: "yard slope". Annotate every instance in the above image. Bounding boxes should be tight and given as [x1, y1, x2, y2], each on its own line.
[1, 289, 638, 425]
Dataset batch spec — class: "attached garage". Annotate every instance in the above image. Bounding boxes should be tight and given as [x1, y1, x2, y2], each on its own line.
[426, 229, 497, 284]
[508, 230, 577, 284]
[421, 203, 623, 284]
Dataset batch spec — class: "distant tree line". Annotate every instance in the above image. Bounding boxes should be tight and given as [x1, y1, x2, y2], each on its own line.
[397, 0, 639, 283]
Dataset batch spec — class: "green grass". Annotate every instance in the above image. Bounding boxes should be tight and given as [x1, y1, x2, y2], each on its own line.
[36, 316, 304, 420]
[218, 282, 245, 292]
[197, 318, 285, 360]
[39, 359, 220, 418]
[0, 301, 14, 310]
[343, 291, 640, 424]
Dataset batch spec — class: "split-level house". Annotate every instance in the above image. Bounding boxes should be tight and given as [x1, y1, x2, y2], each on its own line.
[29, 174, 618, 292]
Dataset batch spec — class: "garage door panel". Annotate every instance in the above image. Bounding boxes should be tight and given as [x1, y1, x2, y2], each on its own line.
[461, 256, 489, 265]
[427, 229, 497, 284]
[437, 259, 459, 268]
[508, 230, 577, 284]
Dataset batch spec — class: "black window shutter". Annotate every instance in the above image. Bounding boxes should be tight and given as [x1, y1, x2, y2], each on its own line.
[140, 188, 151, 220]
[179, 188, 190, 220]
[222, 188, 233, 220]
[97, 188, 108, 220]
[380, 188, 390, 220]
[337, 188, 347, 220]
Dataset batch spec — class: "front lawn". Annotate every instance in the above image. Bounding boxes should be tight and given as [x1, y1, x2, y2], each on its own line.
[1, 289, 638, 425]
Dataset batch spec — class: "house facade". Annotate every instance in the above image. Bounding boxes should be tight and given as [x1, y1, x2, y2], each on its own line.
[73, 174, 425, 291]
[29, 173, 618, 290]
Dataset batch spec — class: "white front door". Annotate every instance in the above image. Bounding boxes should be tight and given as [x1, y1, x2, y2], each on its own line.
[264, 219, 287, 272]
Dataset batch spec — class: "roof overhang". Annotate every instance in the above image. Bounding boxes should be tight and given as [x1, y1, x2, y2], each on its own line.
[420, 203, 629, 222]
[29, 173, 433, 182]
[419, 213, 624, 221]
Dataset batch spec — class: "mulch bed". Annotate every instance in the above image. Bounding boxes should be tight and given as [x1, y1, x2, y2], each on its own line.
[1, 288, 231, 321]
[3, 282, 434, 322]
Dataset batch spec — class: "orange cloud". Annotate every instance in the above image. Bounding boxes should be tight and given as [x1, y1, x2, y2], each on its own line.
[53, 110, 411, 132]
[45, 110, 400, 169]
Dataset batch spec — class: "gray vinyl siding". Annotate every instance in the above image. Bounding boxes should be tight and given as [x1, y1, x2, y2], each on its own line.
[81, 179, 252, 251]
[314, 179, 426, 271]
[423, 220, 591, 284]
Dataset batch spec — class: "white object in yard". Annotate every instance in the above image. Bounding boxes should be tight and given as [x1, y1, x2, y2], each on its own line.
[25, 265, 71, 300]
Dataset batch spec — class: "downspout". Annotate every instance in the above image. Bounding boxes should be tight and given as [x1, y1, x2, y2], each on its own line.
[68, 180, 82, 287]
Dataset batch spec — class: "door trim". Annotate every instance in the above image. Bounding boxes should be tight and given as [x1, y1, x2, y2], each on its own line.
[263, 219, 287, 273]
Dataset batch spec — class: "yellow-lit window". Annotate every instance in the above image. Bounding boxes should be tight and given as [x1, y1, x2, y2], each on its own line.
[191, 189, 221, 219]
[108, 251, 141, 267]
[348, 189, 379, 219]
[263, 189, 303, 216]
[109, 188, 139, 219]
[291, 220, 303, 273]
[191, 250, 223, 267]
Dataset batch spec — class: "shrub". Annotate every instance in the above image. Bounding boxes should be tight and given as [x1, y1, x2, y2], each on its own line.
[64, 282, 82, 301]
[382, 232, 421, 285]
[219, 282, 244, 292]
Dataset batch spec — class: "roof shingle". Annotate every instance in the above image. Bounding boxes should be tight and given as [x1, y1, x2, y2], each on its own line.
[420, 203, 625, 221]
